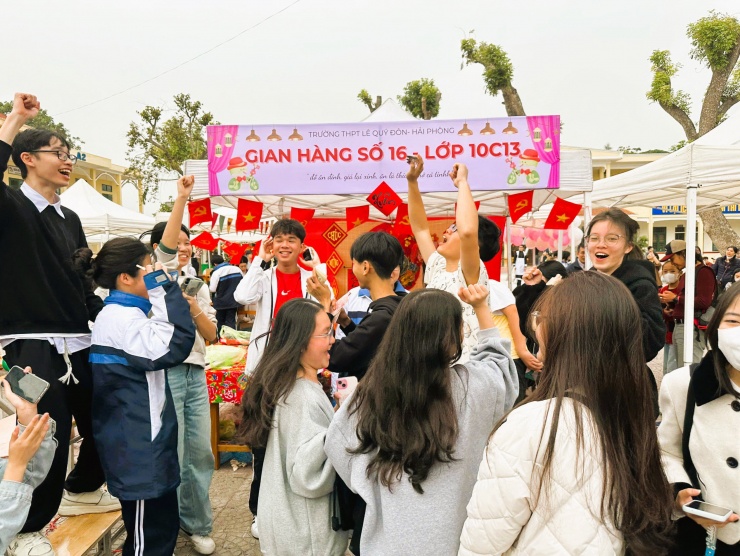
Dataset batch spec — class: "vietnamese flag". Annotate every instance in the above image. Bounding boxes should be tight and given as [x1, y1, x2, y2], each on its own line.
[190, 231, 220, 251]
[188, 198, 212, 227]
[236, 199, 263, 232]
[366, 182, 402, 216]
[346, 205, 370, 230]
[507, 190, 534, 224]
[290, 207, 315, 228]
[544, 197, 582, 230]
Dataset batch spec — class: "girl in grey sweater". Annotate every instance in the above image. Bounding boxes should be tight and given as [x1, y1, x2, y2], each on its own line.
[239, 299, 348, 556]
[324, 284, 518, 556]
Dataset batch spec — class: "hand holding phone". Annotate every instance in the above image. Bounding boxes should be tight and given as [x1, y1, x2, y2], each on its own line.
[1, 367, 47, 424]
[683, 500, 736, 524]
[181, 277, 205, 297]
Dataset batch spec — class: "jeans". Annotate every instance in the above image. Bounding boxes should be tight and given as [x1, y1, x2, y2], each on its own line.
[673, 323, 705, 370]
[167, 363, 214, 535]
[662, 343, 678, 374]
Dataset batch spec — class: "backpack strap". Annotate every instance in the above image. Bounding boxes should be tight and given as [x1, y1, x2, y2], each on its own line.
[682, 363, 700, 489]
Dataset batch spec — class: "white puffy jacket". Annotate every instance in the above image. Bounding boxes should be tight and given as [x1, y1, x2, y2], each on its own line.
[459, 399, 623, 555]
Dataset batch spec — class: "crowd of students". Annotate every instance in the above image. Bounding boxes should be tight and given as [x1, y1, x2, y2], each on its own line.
[1, 91, 740, 555]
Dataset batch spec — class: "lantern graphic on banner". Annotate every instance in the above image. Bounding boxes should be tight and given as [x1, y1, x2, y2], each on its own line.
[246, 129, 260, 142]
[224, 133, 233, 148]
[533, 127, 542, 142]
[544, 137, 553, 152]
[214, 144, 223, 158]
[457, 123, 473, 136]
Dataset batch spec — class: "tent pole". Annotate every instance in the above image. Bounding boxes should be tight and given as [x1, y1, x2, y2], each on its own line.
[583, 192, 593, 269]
[557, 230, 563, 262]
[683, 184, 698, 366]
[505, 215, 513, 290]
[570, 222, 577, 262]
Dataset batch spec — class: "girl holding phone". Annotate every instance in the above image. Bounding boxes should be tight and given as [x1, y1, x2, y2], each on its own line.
[149, 209, 219, 555]
[460, 272, 674, 554]
[658, 282, 740, 554]
[238, 298, 349, 555]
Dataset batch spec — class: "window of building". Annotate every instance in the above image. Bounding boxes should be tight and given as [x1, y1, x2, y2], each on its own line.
[101, 184, 113, 192]
[675, 225, 685, 241]
[102, 193, 113, 201]
[653, 227, 667, 252]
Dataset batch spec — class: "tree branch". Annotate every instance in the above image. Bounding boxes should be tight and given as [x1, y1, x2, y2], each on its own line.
[699, 39, 740, 136]
[658, 101, 698, 141]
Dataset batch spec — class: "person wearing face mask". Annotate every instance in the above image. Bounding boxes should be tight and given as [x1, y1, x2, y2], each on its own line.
[657, 281, 740, 554]
[659, 240, 717, 369]
[660, 261, 682, 374]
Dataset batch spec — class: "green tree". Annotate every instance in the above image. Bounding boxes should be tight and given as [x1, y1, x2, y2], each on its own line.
[357, 90, 382, 113]
[460, 38, 525, 116]
[126, 93, 216, 203]
[0, 102, 82, 149]
[647, 11, 740, 251]
[397, 78, 442, 120]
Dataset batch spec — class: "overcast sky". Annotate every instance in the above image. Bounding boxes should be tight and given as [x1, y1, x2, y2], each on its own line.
[3, 0, 736, 211]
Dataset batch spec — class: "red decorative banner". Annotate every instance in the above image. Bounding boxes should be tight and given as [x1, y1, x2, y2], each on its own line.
[346, 205, 370, 230]
[188, 198, 212, 227]
[366, 181, 402, 216]
[236, 199, 263, 232]
[544, 196, 582, 230]
[191, 231, 220, 251]
[290, 207, 315, 228]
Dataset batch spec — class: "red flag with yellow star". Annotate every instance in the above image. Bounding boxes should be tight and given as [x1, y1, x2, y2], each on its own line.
[346, 205, 369, 230]
[544, 197, 582, 230]
[507, 190, 533, 224]
[236, 199, 263, 232]
[187, 198, 212, 227]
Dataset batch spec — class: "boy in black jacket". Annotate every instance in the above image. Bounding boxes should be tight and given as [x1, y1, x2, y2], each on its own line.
[0, 94, 114, 556]
[307, 231, 405, 555]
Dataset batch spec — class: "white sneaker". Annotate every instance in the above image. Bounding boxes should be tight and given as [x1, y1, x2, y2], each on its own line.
[57, 488, 121, 516]
[251, 516, 259, 539]
[6, 532, 55, 556]
[182, 531, 216, 555]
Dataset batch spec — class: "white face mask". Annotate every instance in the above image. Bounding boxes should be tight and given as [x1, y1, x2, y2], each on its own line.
[718, 327, 740, 371]
[661, 273, 677, 284]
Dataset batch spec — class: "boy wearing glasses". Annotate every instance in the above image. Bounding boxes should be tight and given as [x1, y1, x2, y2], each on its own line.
[0, 94, 115, 556]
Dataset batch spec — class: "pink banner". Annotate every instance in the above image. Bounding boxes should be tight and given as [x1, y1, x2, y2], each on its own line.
[207, 116, 560, 196]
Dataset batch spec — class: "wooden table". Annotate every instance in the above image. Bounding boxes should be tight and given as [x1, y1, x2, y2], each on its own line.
[207, 368, 251, 470]
[48, 511, 122, 556]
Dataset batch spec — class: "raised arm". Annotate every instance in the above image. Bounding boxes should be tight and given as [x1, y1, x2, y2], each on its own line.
[0, 93, 39, 147]
[159, 175, 194, 253]
[406, 155, 436, 263]
[451, 163, 481, 286]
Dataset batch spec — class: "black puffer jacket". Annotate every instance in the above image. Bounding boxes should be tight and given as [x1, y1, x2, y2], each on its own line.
[713, 255, 740, 289]
[611, 259, 665, 362]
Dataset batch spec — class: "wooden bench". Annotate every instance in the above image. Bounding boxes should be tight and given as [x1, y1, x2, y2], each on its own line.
[48, 511, 122, 556]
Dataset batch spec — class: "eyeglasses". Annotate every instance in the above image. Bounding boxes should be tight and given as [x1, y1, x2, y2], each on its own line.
[29, 150, 78, 165]
[586, 234, 625, 245]
[313, 329, 335, 339]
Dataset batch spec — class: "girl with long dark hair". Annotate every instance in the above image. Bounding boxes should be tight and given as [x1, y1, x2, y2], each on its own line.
[460, 272, 674, 554]
[239, 298, 349, 555]
[658, 282, 740, 554]
[324, 284, 518, 555]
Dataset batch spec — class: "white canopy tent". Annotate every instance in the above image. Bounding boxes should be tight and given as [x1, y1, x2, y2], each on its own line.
[588, 109, 740, 364]
[61, 179, 155, 241]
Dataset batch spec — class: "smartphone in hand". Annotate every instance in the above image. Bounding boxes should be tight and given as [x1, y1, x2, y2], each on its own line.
[4, 366, 50, 404]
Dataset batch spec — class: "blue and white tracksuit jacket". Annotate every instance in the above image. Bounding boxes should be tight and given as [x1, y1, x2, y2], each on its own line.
[89, 270, 196, 501]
